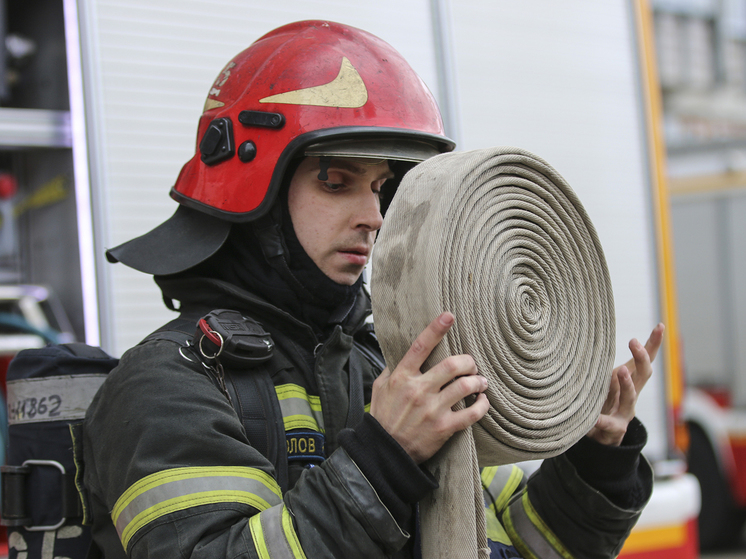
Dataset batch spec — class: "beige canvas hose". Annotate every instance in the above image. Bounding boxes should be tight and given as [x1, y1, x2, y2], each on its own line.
[370, 147, 615, 558]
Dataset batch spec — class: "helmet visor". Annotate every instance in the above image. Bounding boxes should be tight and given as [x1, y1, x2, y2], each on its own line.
[304, 138, 441, 163]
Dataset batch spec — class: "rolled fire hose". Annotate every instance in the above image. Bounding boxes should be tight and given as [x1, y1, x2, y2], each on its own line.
[370, 147, 615, 558]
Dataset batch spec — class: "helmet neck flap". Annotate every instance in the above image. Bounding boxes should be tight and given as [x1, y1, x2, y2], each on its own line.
[164, 182, 363, 333]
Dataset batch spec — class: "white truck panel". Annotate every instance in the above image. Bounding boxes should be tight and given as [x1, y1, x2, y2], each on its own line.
[671, 189, 746, 405]
[671, 197, 731, 385]
[728, 194, 746, 405]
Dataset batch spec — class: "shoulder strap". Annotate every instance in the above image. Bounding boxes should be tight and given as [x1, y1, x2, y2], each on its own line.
[224, 365, 289, 493]
[354, 324, 386, 372]
[144, 314, 289, 492]
[143, 316, 198, 343]
[346, 348, 364, 429]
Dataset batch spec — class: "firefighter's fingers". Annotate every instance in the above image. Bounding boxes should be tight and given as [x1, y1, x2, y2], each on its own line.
[628, 337, 652, 394]
[427, 354, 479, 390]
[448, 392, 490, 432]
[644, 323, 665, 365]
[618, 323, 664, 395]
[616, 365, 637, 419]
[590, 414, 627, 446]
[438, 369, 488, 408]
[370, 370, 487, 464]
[593, 414, 613, 433]
[397, 312, 455, 375]
[587, 366, 636, 446]
[370, 313, 489, 464]
[601, 368, 621, 415]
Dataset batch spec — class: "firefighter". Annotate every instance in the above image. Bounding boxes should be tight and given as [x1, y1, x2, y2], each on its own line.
[83, 20, 660, 558]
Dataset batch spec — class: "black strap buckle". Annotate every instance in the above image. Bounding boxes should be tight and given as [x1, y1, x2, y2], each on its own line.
[194, 309, 274, 366]
[1, 459, 80, 531]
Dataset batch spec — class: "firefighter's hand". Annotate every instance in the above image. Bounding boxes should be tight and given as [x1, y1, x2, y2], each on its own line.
[587, 323, 665, 446]
[370, 312, 490, 464]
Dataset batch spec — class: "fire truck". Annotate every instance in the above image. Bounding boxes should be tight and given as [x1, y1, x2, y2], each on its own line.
[0, 0, 700, 557]
[645, 0, 746, 552]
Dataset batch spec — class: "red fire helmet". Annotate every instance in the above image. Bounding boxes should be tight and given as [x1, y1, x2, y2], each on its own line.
[171, 19, 455, 221]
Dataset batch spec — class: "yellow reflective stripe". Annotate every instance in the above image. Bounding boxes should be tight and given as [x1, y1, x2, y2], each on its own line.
[69, 423, 91, 525]
[481, 466, 499, 491]
[281, 506, 307, 558]
[283, 415, 320, 431]
[250, 505, 307, 559]
[364, 403, 371, 413]
[485, 503, 512, 545]
[113, 466, 280, 519]
[275, 385, 321, 410]
[502, 505, 537, 559]
[520, 493, 572, 557]
[276, 384, 324, 433]
[503, 492, 574, 559]
[504, 499, 546, 559]
[113, 467, 281, 551]
[481, 466, 522, 546]
[122, 491, 271, 550]
[497, 466, 524, 512]
[250, 514, 272, 559]
[481, 465, 524, 514]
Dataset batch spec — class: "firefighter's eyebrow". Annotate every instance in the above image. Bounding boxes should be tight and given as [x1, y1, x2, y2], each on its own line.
[328, 159, 395, 180]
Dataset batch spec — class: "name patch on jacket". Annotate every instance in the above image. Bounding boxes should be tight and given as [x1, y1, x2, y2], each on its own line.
[286, 431, 325, 462]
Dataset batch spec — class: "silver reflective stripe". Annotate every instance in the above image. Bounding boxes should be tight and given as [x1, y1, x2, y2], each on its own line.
[112, 466, 282, 551]
[275, 384, 324, 432]
[481, 465, 524, 514]
[250, 504, 307, 559]
[482, 465, 522, 546]
[6, 374, 107, 425]
[503, 493, 572, 559]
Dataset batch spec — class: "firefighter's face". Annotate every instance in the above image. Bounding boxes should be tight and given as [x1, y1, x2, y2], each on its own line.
[288, 157, 393, 285]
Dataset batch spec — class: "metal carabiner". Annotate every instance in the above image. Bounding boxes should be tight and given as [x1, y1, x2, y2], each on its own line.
[199, 330, 224, 360]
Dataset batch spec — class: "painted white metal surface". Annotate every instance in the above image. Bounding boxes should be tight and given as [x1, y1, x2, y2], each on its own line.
[732, 194, 746, 406]
[64, 0, 101, 346]
[672, 189, 746, 405]
[683, 388, 737, 474]
[671, 196, 732, 385]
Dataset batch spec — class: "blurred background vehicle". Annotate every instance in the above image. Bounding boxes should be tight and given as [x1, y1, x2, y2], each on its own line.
[648, 0, 746, 552]
[0, 283, 75, 383]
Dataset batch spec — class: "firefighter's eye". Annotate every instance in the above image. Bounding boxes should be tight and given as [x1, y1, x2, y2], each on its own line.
[372, 178, 387, 196]
[324, 182, 345, 192]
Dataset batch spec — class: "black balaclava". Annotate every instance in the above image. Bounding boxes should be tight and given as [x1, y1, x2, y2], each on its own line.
[174, 160, 363, 337]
